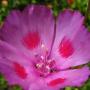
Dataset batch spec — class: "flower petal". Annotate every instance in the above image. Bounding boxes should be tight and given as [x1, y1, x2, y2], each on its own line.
[46, 66, 90, 88]
[0, 5, 54, 58]
[0, 40, 36, 89]
[0, 40, 33, 64]
[51, 9, 90, 69]
[0, 61, 31, 90]
[28, 77, 59, 90]
[0, 39, 59, 90]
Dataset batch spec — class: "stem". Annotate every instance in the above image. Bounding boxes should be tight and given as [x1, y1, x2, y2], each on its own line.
[85, 0, 90, 21]
[31, 0, 36, 4]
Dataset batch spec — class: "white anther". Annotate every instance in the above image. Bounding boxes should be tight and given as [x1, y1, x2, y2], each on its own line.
[40, 56, 44, 60]
[41, 44, 45, 48]
[46, 65, 50, 71]
[36, 63, 43, 68]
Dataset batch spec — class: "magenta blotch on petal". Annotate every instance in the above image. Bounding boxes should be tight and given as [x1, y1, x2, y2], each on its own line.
[59, 37, 74, 58]
[22, 32, 40, 50]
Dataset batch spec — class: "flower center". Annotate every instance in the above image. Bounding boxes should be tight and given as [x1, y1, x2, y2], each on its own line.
[35, 56, 56, 77]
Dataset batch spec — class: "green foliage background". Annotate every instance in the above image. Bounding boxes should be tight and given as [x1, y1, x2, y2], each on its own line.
[0, 0, 90, 90]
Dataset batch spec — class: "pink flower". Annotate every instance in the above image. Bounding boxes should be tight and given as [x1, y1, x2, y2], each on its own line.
[0, 5, 90, 90]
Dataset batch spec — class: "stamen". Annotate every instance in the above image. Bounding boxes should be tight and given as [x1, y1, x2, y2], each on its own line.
[41, 43, 48, 54]
[41, 44, 45, 48]
[35, 56, 57, 77]
[40, 56, 44, 60]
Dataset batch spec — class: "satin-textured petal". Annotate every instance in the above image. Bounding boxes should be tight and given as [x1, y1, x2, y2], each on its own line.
[51, 9, 90, 69]
[0, 5, 54, 58]
[0, 40, 36, 90]
[46, 66, 90, 88]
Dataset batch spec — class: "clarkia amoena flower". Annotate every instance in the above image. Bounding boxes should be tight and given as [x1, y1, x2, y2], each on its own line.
[0, 5, 90, 90]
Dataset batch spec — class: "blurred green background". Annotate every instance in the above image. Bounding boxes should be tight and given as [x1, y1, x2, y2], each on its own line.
[0, 0, 90, 90]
